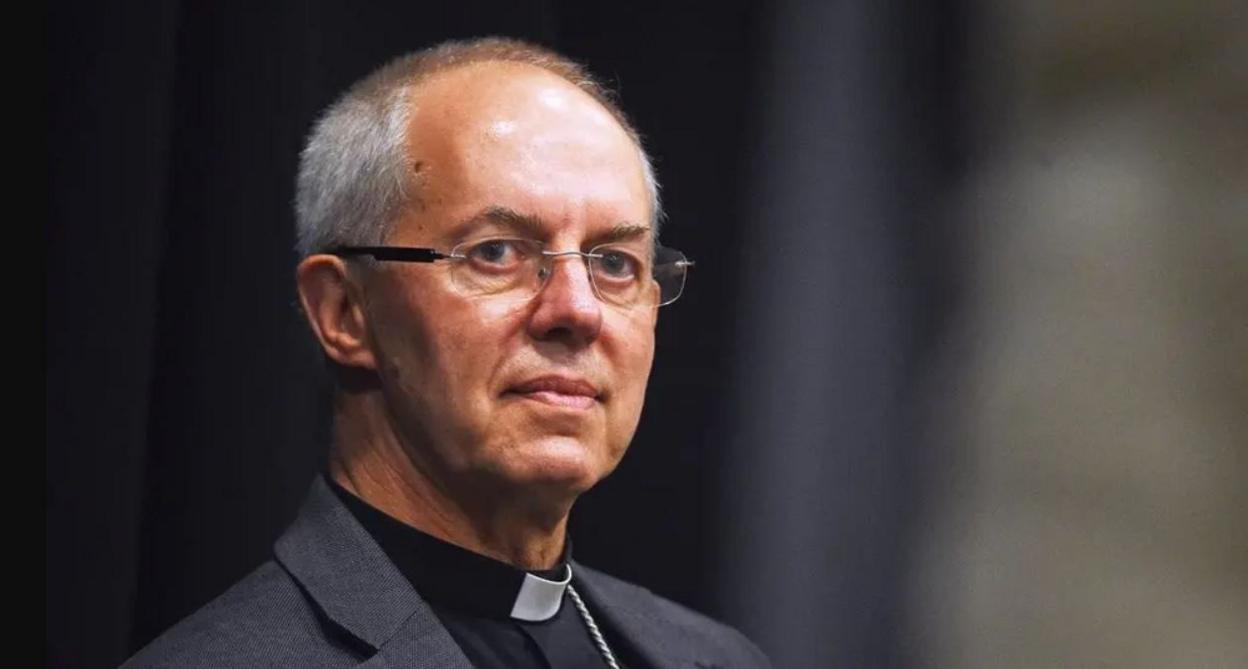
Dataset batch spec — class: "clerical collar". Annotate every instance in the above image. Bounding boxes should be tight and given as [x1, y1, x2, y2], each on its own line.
[326, 474, 572, 622]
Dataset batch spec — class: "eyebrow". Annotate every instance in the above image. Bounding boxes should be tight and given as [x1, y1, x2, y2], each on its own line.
[456, 206, 545, 239]
[454, 206, 652, 246]
[594, 223, 651, 246]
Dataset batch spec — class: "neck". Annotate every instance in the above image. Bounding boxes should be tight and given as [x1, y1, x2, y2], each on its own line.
[328, 389, 571, 570]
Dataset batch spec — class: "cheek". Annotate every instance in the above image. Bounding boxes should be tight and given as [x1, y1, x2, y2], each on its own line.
[414, 295, 530, 405]
[599, 332, 653, 473]
[605, 312, 657, 422]
[370, 283, 479, 410]
[619, 308, 657, 370]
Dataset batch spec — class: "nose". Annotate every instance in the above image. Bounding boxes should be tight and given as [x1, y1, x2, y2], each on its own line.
[527, 253, 603, 346]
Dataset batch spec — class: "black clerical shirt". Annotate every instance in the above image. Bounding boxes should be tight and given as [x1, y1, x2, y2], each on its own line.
[327, 475, 636, 668]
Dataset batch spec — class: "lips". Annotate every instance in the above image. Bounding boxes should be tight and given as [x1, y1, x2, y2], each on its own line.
[506, 375, 602, 409]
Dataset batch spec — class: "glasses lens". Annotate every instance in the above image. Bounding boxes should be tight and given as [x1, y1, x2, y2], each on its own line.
[448, 238, 690, 308]
[587, 245, 648, 307]
[653, 246, 690, 306]
[449, 238, 544, 298]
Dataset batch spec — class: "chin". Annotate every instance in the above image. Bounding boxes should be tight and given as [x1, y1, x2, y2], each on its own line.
[496, 435, 615, 495]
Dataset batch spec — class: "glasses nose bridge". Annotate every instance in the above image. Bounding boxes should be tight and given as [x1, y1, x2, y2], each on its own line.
[542, 248, 596, 261]
[539, 248, 599, 271]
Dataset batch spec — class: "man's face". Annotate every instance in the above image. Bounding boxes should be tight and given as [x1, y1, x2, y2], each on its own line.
[359, 63, 657, 501]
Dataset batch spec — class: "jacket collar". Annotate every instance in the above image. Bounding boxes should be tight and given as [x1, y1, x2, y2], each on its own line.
[275, 475, 704, 668]
[273, 476, 472, 667]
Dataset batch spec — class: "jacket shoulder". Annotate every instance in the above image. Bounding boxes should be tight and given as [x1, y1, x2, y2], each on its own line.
[120, 560, 364, 668]
[575, 564, 772, 668]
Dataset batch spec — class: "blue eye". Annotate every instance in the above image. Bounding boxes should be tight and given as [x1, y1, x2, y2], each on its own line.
[595, 249, 640, 281]
[466, 238, 529, 267]
[474, 239, 510, 263]
[459, 238, 542, 277]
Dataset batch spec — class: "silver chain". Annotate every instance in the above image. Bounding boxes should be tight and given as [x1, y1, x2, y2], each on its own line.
[567, 583, 621, 669]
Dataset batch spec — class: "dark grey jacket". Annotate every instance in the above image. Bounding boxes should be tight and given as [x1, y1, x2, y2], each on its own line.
[121, 477, 770, 668]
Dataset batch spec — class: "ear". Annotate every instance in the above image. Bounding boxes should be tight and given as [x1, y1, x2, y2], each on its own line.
[295, 255, 379, 371]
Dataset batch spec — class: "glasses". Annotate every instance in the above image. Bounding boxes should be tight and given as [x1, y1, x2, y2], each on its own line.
[329, 237, 693, 308]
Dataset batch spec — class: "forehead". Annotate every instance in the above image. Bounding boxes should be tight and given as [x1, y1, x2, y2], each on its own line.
[400, 62, 652, 240]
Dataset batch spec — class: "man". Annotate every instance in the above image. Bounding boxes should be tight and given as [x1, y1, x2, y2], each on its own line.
[123, 37, 769, 668]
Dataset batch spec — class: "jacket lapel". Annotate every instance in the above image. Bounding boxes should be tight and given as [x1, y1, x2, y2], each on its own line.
[572, 560, 707, 669]
[274, 476, 473, 669]
[274, 477, 724, 668]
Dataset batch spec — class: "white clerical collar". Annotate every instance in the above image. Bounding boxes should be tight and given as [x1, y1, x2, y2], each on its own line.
[327, 475, 576, 622]
[510, 563, 573, 622]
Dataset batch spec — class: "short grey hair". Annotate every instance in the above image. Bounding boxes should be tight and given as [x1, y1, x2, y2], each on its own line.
[294, 37, 662, 258]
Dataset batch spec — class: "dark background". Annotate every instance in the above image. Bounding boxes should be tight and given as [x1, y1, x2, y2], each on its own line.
[47, 1, 965, 667]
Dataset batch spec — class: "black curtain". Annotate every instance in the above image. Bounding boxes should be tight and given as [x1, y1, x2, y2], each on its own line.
[47, 2, 963, 667]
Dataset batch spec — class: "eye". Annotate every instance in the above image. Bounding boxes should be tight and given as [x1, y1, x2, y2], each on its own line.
[465, 238, 529, 271]
[594, 248, 641, 282]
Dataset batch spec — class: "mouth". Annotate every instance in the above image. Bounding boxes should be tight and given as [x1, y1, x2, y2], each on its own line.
[504, 375, 602, 410]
